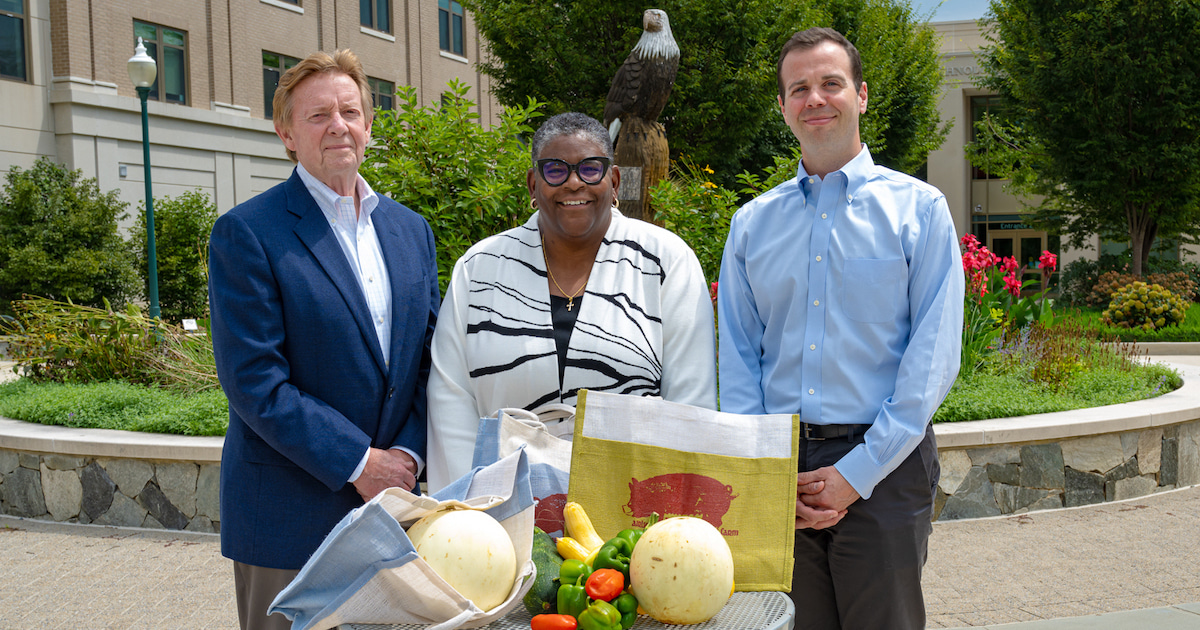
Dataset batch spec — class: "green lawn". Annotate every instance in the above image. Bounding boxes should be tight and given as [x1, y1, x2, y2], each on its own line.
[0, 378, 228, 436]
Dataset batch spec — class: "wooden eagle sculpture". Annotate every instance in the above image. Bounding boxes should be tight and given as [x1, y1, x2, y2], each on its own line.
[603, 9, 680, 223]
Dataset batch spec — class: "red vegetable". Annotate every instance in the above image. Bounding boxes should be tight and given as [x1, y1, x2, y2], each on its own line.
[584, 568, 625, 602]
[531, 613, 578, 630]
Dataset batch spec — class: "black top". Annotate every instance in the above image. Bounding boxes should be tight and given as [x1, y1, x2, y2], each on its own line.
[549, 294, 583, 389]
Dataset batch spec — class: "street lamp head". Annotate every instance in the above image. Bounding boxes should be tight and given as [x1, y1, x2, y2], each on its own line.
[127, 37, 157, 89]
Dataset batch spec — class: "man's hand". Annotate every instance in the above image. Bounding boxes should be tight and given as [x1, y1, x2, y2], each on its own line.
[352, 448, 418, 501]
[795, 478, 847, 530]
[797, 466, 861, 516]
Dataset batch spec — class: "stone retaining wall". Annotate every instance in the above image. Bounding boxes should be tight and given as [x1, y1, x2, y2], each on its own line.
[933, 420, 1200, 520]
[0, 449, 220, 532]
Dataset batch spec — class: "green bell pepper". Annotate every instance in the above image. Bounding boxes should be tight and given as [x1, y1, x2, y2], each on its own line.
[613, 512, 658, 549]
[559, 559, 592, 586]
[557, 581, 589, 619]
[577, 599, 624, 630]
[613, 592, 638, 630]
[591, 537, 634, 581]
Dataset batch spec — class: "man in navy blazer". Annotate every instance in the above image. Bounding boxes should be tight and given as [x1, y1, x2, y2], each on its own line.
[208, 49, 439, 630]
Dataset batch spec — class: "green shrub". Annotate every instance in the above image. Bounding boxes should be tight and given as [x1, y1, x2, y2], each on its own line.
[0, 158, 138, 315]
[129, 189, 217, 323]
[1089, 271, 1195, 307]
[650, 158, 739, 283]
[361, 80, 544, 293]
[1058, 258, 1100, 306]
[0, 379, 228, 436]
[0, 296, 218, 393]
[1101, 281, 1188, 330]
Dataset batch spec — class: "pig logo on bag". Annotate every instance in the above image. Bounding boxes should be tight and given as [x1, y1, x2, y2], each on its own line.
[534, 493, 568, 535]
[623, 473, 739, 533]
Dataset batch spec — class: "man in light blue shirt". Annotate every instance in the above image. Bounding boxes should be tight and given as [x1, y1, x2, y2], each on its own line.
[718, 27, 963, 629]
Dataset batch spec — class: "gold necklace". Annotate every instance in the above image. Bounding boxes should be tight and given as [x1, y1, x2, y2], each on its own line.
[542, 237, 586, 311]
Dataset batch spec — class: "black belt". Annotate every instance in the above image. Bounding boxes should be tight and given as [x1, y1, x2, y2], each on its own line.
[801, 423, 872, 440]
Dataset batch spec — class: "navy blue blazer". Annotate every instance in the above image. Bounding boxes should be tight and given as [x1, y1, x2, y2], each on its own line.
[208, 170, 439, 570]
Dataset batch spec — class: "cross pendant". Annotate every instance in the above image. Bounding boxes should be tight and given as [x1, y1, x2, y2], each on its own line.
[567, 298, 574, 312]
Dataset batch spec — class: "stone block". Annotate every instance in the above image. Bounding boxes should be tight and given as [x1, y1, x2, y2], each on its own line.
[938, 467, 1001, 520]
[938, 449, 972, 495]
[987, 463, 1020, 486]
[0, 449, 18, 475]
[136, 482, 189, 530]
[18, 452, 39, 469]
[102, 458, 153, 498]
[156, 462, 199, 518]
[80, 462, 115, 520]
[1110, 475, 1159, 502]
[1104, 457, 1139, 484]
[1121, 432, 1139, 461]
[1177, 422, 1200, 487]
[933, 488, 947, 521]
[1020, 444, 1065, 489]
[196, 464, 220, 521]
[1025, 493, 1063, 512]
[965, 445, 1020, 466]
[43, 455, 87, 471]
[143, 513, 164, 529]
[1161, 437, 1179, 486]
[94, 492, 146, 528]
[1064, 467, 1104, 508]
[186, 516, 215, 534]
[40, 463, 81, 521]
[1138, 429, 1163, 475]
[1061, 433, 1124, 474]
[3, 466, 46, 517]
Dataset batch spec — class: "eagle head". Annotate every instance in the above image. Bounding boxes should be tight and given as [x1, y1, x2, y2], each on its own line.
[632, 9, 680, 61]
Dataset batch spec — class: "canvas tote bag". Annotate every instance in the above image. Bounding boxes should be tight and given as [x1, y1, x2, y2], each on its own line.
[268, 449, 537, 630]
[567, 390, 800, 591]
[472, 404, 575, 536]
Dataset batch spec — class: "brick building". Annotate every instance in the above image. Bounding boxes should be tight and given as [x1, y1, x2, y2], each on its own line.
[0, 0, 497, 214]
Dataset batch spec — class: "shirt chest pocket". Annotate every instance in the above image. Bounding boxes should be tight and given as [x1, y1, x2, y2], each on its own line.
[843, 258, 907, 323]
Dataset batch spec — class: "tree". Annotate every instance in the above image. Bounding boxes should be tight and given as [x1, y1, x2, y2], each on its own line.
[130, 189, 218, 323]
[0, 158, 138, 315]
[968, 0, 1200, 276]
[465, 0, 947, 184]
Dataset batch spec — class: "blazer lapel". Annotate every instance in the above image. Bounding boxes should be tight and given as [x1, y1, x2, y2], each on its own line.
[286, 173, 389, 375]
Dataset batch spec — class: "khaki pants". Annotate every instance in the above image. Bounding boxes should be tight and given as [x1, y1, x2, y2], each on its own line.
[233, 561, 300, 630]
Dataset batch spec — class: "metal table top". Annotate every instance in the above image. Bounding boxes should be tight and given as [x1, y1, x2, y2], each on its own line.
[340, 591, 794, 630]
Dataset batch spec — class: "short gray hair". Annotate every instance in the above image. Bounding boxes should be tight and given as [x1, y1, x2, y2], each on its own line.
[530, 112, 614, 166]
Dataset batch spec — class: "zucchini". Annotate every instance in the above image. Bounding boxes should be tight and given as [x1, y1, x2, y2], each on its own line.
[523, 526, 565, 615]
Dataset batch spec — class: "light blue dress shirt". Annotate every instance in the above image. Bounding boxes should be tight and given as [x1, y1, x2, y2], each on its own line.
[717, 146, 963, 499]
[295, 164, 424, 482]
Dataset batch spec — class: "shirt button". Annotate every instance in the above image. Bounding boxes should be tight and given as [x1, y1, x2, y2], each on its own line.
[809, 344, 816, 350]
[808, 178, 814, 184]
[368, 276, 374, 283]
[821, 213, 828, 219]
[813, 300, 819, 306]
[815, 255, 822, 262]
[848, 195, 853, 202]
[808, 388, 815, 395]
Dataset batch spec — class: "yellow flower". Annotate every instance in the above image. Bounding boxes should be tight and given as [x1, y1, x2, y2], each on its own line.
[701, 181, 716, 189]
[702, 165, 714, 174]
[989, 308, 1004, 323]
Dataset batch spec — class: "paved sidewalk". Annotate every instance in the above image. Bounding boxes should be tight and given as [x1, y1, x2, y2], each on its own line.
[1, 485, 1198, 629]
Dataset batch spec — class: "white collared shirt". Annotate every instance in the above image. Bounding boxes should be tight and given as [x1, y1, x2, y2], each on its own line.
[296, 163, 392, 360]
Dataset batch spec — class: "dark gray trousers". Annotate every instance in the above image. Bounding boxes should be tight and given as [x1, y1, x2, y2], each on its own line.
[233, 561, 301, 630]
[790, 424, 939, 630]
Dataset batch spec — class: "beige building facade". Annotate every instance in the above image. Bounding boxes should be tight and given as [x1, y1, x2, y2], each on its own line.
[0, 0, 497, 215]
[925, 20, 1091, 273]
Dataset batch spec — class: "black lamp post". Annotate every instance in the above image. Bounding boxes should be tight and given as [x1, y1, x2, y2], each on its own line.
[127, 37, 161, 322]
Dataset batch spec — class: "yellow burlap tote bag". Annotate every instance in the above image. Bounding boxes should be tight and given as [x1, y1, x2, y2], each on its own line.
[567, 390, 799, 591]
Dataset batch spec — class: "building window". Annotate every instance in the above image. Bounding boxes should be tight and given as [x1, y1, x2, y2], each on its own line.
[133, 21, 188, 104]
[360, 0, 390, 33]
[0, 0, 28, 82]
[439, 0, 464, 56]
[263, 51, 300, 119]
[368, 77, 394, 111]
[970, 95, 1006, 180]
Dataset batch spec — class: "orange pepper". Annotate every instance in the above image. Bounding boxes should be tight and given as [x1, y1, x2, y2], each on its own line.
[531, 613, 578, 630]
[584, 568, 625, 602]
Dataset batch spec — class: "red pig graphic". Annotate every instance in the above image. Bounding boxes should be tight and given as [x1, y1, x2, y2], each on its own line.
[534, 493, 568, 535]
[622, 473, 738, 529]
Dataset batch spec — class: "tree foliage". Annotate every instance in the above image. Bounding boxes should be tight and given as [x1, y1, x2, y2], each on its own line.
[465, 0, 947, 184]
[968, 0, 1200, 275]
[0, 158, 138, 315]
[130, 189, 217, 323]
[361, 80, 544, 292]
